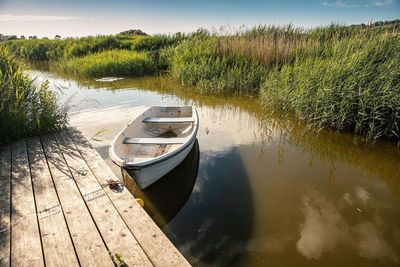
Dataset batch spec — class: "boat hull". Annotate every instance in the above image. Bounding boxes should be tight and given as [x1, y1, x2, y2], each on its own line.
[124, 138, 196, 189]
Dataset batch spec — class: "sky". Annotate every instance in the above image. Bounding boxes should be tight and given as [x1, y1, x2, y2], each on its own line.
[0, 0, 399, 37]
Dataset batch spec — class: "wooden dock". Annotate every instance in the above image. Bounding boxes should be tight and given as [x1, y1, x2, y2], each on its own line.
[0, 128, 190, 267]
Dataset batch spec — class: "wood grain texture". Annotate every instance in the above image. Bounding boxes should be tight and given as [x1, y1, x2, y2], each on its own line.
[5, 129, 189, 267]
[27, 138, 79, 267]
[68, 128, 191, 267]
[41, 134, 114, 267]
[11, 140, 44, 267]
[0, 146, 11, 267]
[55, 131, 152, 267]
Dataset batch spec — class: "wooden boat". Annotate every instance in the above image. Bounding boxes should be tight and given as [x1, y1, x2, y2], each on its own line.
[109, 106, 199, 189]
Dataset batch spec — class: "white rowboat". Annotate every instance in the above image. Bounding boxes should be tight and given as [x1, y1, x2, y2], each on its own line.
[109, 106, 199, 189]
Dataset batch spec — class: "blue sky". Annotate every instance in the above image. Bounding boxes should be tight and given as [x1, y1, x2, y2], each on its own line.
[0, 0, 399, 37]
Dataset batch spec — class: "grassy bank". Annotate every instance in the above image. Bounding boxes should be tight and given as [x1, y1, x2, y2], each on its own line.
[171, 36, 267, 94]
[170, 21, 400, 140]
[261, 33, 400, 140]
[0, 48, 67, 144]
[2, 36, 125, 61]
[58, 50, 156, 77]
[1, 32, 185, 76]
[2, 21, 400, 140]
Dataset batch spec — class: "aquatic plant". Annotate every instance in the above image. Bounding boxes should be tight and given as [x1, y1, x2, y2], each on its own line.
[0, 47, 67, 144]
[131, 33, 185, 52]
[1, 35, 126, 61]
[171, 37, 266, 93]
[261, 33, 400, 140]
[59, 49, 156, 77]
[2, 20, 400, 140]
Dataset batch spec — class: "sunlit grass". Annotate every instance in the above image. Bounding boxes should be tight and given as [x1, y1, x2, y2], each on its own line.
[261, 33, 400, 140]
[2, 20, 400, 140]
[171, 22, 400, 140]
[0, 47, 67, 144]
[58, 49, 157, 77]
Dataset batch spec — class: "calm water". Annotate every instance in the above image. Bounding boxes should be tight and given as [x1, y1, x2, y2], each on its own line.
[29, 69, 400, 267]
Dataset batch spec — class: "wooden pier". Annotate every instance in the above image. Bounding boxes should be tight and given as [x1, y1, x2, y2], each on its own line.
[0, 128, 190, 267]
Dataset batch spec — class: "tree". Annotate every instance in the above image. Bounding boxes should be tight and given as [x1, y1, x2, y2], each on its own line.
[118, 29, 148, 37]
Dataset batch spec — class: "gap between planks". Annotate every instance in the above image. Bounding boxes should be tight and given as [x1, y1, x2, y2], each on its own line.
[66, 128, 191, 267]
[1, 129, 191, 267]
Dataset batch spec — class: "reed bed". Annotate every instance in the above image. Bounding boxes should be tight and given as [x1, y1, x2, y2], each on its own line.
[171, 22, 400, 140]
[59, 49, 156, 77]
[0, 47, 67, 144]
[2, 21, 399, 140]
[261, 33, 400, 140]
[171, 37, 267, 93]
[2, 36, 125, 61]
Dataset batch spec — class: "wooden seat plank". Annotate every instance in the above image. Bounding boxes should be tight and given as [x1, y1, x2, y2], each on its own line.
[11, 141, 44, 267]
[143, 117, 194, 123]
[27, 138, 79, 267]
[123, 137, 187, 145]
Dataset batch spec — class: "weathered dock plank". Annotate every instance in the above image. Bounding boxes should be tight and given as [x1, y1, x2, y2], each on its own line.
[0, 145, 11, 266]
[11, 141, 44, 267]
[4, 128, 190, 267]
[67, 128, 191, 267]
[54, 131, 152, 267]
[27, 138, 79, 267]
[41, 134, 114, 267]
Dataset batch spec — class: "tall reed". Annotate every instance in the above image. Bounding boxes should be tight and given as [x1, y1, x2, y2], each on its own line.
[0, 47, 67, 144]
[261, 33, 400, 140]
[58, 49, 156, 77]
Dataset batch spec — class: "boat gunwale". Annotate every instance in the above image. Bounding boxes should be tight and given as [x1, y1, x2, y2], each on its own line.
[109, 106, 199, 170]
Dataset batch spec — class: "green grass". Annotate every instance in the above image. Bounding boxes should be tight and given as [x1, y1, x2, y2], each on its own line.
[2, 36, 126, 61]
[58, 49, 156, 77]
[260, 33, 400, 141]
[171, 37, 267, 94]
[169, 21, 400, 140]
[2, 20, 400, 140]
[1, 33, 186, 70]
[0, 47, 67, 144]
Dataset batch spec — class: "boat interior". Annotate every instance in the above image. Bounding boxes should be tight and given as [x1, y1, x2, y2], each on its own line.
[113, 106, 196, 164]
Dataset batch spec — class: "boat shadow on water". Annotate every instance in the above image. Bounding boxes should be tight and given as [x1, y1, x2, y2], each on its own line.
[124, 140, 255, 266]
[124, 139, 200, 227]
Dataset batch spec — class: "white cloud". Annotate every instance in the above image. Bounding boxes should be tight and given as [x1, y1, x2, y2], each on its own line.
[320, 1, 359, 7]
[321, 0, 398, 7]
[0, 14, 79, 22]
[369, 0, 396, 6]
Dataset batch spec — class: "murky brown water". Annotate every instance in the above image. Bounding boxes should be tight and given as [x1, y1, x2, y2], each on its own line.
[29, 68, 400, 267]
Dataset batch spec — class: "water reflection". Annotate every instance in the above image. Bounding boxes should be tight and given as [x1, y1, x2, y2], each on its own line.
[165, 147, 254, 267]
[297, 190, 398, 263]
[274, 120, 400, 197]
[124, 140, 200, 227]
[27, 68, 400, 267]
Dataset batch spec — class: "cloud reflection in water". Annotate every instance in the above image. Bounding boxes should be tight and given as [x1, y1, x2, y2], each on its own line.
[297, 190, 399, 263]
